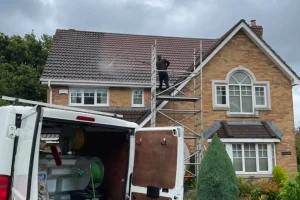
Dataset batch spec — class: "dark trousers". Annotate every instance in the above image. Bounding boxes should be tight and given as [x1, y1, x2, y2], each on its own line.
[158, 72, 169, 91]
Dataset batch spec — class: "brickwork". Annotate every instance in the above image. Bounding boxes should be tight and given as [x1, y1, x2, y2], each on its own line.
[48, 30, 298, 174]
[47, 87, 151, 108]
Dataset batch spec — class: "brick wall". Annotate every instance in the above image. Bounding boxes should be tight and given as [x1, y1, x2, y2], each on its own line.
[48, 30, 297, 174]
[47, 87, 151, 107]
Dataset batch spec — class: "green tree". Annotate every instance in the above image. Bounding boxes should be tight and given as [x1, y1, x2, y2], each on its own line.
[197, 135, 239, 200]
[0, 31, 52, 105]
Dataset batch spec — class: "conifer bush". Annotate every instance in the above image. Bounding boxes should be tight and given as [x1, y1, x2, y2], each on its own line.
[196, 134, 239, 200]
[272, 165, 288, 185]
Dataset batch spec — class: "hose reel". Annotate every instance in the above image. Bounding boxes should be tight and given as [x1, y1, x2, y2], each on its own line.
[72, 157, 105, 190]
[59, 126, 86, 154]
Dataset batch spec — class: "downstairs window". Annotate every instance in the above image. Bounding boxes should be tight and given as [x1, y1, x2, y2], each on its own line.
[225, 143, 276, 175]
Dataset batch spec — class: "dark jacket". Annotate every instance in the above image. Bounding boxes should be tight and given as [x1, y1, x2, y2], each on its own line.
[156, 59, 170, 71]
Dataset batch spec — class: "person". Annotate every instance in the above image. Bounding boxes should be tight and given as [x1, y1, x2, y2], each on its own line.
[156, 54, 170, 94]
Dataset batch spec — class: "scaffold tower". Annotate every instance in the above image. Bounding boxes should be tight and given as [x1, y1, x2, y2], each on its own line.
[150, 40, 206, 178]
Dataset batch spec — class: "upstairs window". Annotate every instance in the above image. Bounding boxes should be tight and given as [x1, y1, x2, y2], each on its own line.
[212, 66, 271, 116]
[69, 88, 109, 106]
[229, 71, 253, 114]
[132, 89, 144, 107]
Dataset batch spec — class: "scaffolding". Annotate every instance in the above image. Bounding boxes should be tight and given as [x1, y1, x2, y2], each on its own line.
[150, 40, 206, 178]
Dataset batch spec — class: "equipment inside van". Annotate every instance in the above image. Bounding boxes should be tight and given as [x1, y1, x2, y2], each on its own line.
[0, 96, 184, 200]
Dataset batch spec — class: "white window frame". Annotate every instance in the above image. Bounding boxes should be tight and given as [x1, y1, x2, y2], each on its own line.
[212, 66, 271, 116]
[254, 85, 267, 108]
[132, 89, 144, 107]
[225, 143, 276, 176]
[69, 88, 109, 106]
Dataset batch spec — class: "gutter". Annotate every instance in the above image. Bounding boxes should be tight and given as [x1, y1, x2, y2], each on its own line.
[41, 79, 152, 88]
[48, 80, 52, 104]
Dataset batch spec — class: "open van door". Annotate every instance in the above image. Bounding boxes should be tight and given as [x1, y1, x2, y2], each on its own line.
[130, 127, 184, 200]
[11, 106, 43, 200]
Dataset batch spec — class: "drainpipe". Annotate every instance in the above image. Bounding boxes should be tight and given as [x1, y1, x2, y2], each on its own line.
[48, 80, 52, 104]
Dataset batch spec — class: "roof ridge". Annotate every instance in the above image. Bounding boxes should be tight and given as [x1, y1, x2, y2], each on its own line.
[55, 28, 217, 41]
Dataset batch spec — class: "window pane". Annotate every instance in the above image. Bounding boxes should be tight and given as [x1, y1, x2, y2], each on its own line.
[232, 72, 248, 83]
[84, 90, 94, 105]
[258, 144, 268, 171]
[229, 96, 240, 112]
[71, 90, 82, 103]
[242, 96, 253, 112]
[244, 143, 257, 172]
[71, 97, 82, 104]
[233, 158, 243, 171]
[242, 76, 251, 84]
[255, 87, 265, 106]
[97, 90, 108, 104]
[245, 158, 257, 172]
[133, 90, 143, 105]
[259, 158, 268, 171]
[229, 76, 238, 84]
[216, 86, 226, 104]
[134, 98, 142, 104]
[232, 144, 242, 171]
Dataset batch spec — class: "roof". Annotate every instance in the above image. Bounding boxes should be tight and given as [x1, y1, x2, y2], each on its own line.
[203, 120, 283, 139]
[42, 30, 217, 84]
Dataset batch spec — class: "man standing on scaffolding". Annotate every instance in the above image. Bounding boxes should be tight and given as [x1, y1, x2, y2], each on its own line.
[156, 54, 171, 95]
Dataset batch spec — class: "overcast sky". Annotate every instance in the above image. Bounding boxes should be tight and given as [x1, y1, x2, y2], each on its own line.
[0, 0, 299, 126]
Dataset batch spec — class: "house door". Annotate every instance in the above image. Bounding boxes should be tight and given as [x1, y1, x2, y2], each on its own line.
[130, 127, 184, 200]
[11, 106, 43, 200]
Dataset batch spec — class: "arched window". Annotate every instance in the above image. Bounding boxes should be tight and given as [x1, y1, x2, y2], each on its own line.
[229, 71, 253, 113]
[212, 66, 271, 116]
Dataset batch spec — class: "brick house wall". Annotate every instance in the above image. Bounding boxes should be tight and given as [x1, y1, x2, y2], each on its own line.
[48, 30, 297, 174]
[47, 87, 151, 107]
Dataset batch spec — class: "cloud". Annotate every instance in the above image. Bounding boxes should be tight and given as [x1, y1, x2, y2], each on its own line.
[0, 0, 299, 125]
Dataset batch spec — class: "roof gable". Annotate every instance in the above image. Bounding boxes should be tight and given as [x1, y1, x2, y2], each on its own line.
[139, 19, 300, 127]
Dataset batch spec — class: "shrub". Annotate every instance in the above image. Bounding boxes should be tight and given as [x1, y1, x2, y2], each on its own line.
[248, 180, 280, 200]
[237, 177, 254, 197]
[272, 165, 288, 185]
[279, 172, 300, 200]
[196, 134, 239, 200]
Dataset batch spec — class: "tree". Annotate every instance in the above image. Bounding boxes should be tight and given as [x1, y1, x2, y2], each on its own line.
[197, 135, 239, 200]
[0, 31, 52, 105]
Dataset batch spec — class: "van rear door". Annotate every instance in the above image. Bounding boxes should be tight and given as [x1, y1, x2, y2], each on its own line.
[11, 106, 43, 200]
[130, 127, 184, 200]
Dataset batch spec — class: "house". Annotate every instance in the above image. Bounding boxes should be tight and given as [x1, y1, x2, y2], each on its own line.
[41, 19, 300, 178]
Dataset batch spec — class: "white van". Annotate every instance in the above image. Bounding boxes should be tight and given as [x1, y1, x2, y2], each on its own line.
[0, 96, 184, 200]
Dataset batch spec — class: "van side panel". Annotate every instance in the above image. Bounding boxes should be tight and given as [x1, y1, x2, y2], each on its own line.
[0, 107, 18, 176]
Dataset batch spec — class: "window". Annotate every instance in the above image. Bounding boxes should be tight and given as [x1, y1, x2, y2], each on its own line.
[132, 89, 144, 107]
[97, 89, 108, 104]
[255, 86, 266, 106]
[229, 72, 253, 113]
[212, 66, 271, 114]
[69, 88, 109, 106]
[216, 85, 227, 105]
[226, 143, 275, 174]
[70, 89, 82, 104]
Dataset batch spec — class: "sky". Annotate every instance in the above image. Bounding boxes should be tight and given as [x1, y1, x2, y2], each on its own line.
[0, 0, 299, 126]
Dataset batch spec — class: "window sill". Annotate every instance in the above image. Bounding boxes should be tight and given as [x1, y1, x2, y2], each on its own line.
[237, 174, 273, 179]
[212, 106, 229, 111]
[227, 113, 259, 118]
[132, 105, 145, 108]
[69, 104, 110, 107]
